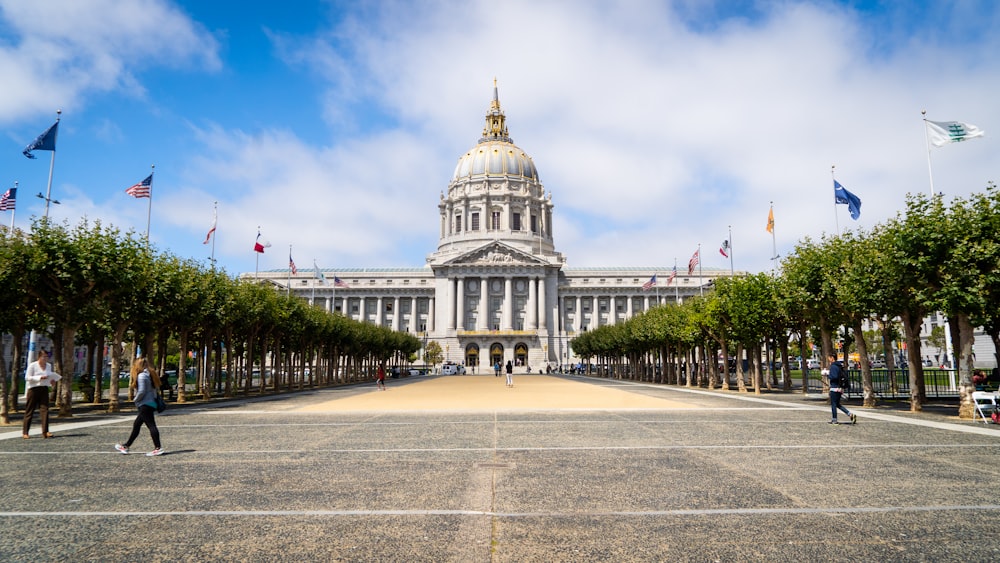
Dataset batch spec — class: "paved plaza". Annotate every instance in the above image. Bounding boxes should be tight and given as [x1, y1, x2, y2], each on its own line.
[3, 373, 1000, 562]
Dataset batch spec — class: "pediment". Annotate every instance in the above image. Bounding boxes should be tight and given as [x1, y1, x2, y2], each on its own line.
[445, 241, 546, 266]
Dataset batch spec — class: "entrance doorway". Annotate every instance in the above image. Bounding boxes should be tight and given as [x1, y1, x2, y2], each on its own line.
[465, 343, 479, 370]
[515, 343, 528, 367]
[490, 343, 504, 369]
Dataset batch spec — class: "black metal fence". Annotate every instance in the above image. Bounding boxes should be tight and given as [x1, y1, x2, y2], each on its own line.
[842, 368, 963, 400]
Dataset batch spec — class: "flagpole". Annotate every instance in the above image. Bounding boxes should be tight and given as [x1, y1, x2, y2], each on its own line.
[769, 202, 778, 273]
[9, 181, 16, 231]
[698, 244, 703, 297]
[29, 110, 61, 365]
[831, 165, 840, 235]
[674, 258, 679, 304]
[42, 110, 61, 220]
[921, 110, 936, 197]
[145, 164, 154, 246]
[210, 202, 217, 270]
[311, 260, 317, 305]
[255, 225, 260, 280]
[287, 244, 292, 297]
[727, 224, 734, 276]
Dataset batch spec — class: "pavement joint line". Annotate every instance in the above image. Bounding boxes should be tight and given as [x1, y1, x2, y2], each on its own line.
[4, 505, 1000, 518]
[3, 443, 997, 456]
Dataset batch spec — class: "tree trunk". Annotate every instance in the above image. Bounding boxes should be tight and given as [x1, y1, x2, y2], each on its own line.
[900, 309, 925, 412]
[735, 343, 747, 392]
[752, 343, 763, 395]
[955, 313, 976, 419]
[851, 318, 876, 408]
[778, 336, 791, 391]
[93, 336, 105, 404]
[107, 325, 129, 412]
[57, 326, 77, 417]
[7, 326, 25, 413]
[0, 334, 10, 424]
[177, 330, 190, 403]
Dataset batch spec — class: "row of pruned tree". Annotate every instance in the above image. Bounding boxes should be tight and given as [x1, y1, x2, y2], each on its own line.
[571, 185, 1000, 418]
[0, 219, 421, 424]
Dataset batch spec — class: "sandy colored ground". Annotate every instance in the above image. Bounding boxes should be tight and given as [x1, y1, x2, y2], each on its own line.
[296, 374, 697, 412]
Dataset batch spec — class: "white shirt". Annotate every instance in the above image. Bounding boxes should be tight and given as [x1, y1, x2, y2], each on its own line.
[25, 360, 61, 395]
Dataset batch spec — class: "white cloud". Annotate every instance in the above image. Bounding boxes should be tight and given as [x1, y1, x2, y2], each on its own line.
[0, 0, 220, 122]
[11, 1, 998, 278]
[260, 1, 996, 273]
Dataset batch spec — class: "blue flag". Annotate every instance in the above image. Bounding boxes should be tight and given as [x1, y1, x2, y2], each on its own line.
[23, 120, 59, 159]
[834, 180, 862, 220]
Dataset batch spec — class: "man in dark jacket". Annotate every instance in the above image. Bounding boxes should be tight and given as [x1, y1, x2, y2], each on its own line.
[825, 353, 856, 424]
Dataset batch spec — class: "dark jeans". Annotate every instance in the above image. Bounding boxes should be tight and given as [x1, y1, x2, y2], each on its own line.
[124, 405, 161, 449]
[22, 386, 50, 435]
[830, 390, 851, 420]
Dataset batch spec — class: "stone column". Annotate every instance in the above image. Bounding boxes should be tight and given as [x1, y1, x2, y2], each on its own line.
[429, 296, 436, 332]
[446, 280, 455, 331]
[538, 276, 547, 332]
[527, 276, 537, 330]
[478, 278, 489, 331]
[376, 296, 384, 326]
[627, 294, 633, 319]
[607, 296, 616, 326]
[410, 297, 418, 333]
[456, 276, 465, 331]
[575, 295, 582, 332]
[392, 297, 400, 331]
[503, 276, 513, 330]
[359, 296, 367, 323]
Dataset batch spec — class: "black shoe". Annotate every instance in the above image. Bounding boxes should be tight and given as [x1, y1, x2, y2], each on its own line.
[828, 420, 839, 425]
[850, 413, 857, 424]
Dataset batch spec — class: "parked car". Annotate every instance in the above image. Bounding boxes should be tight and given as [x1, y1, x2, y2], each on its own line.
[871, 359, 886, 368]
[806, 358, 821, 370]
[441, 362, 466, 375]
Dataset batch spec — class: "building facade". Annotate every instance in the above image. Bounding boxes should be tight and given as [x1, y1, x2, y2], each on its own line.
[257, 85, 725, 370]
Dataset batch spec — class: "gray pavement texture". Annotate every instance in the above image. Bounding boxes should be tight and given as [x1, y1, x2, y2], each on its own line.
[3, 373, 1000, 562]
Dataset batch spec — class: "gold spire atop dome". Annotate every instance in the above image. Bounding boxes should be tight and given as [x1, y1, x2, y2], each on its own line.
[480, 79, 511, 143]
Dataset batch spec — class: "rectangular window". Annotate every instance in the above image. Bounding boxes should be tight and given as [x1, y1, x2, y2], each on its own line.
[455, 214, 462, 233]
[471, 212, 480, 231]
[491, 211, 501, 229]
[530, 214, 537, 233]
[512, 213, 521, 231]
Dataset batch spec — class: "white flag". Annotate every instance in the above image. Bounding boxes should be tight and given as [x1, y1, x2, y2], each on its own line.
[926, 120, 985, 147]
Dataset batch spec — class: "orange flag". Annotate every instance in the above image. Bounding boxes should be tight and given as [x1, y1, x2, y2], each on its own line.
[766, 207, 774, 234]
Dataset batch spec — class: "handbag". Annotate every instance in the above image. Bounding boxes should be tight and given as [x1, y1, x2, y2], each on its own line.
[155, 394, 167, 413]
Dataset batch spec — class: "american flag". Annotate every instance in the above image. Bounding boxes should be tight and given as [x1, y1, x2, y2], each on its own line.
[0, 187, 15, 211]
[666, 265, 677, 286]
[125, 174, 152, 198]
[334, 275, 350, 289]
[688, 249, 700, 275]
[289, 252, 298, 275]
[641, 274, 657, 291]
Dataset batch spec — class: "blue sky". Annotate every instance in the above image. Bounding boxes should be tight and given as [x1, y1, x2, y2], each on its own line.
[1, 0, 997, 278]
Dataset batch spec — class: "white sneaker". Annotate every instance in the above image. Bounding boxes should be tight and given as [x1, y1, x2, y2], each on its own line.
[146, 447, 165, 457]
[115, 444, 129, 454]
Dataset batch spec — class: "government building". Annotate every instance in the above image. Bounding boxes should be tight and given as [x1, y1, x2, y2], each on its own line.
[253, 85, 727, 371]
